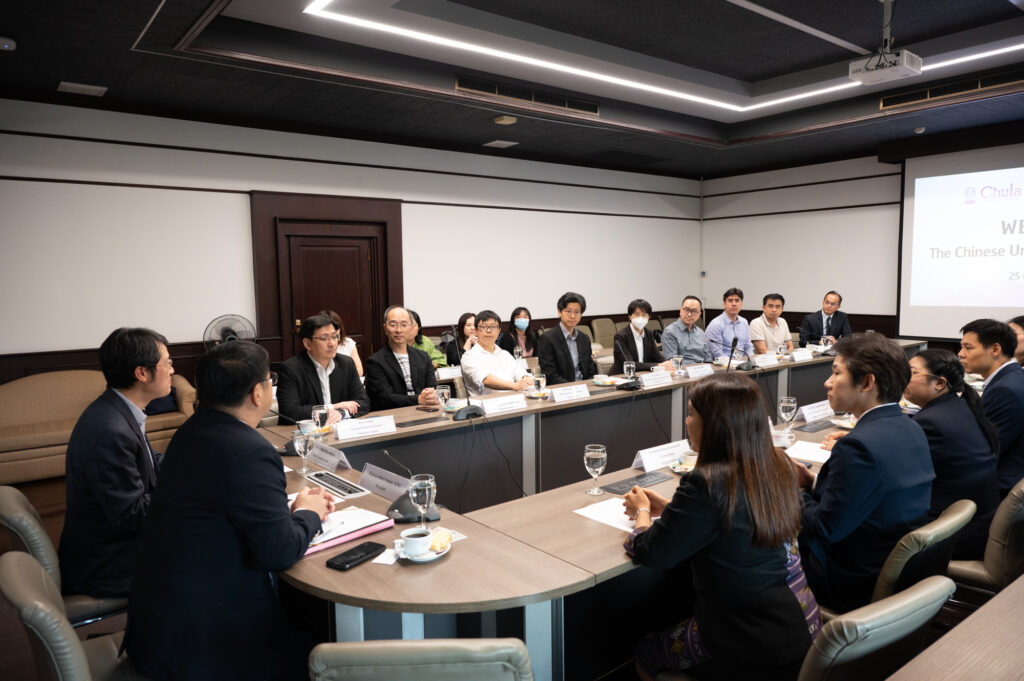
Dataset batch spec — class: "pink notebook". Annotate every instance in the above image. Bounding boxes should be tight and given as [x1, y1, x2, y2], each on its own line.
[304, 518, 394, 556]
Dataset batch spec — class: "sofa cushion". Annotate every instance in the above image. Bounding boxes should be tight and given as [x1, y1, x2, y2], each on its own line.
[0, 371, 106, 428]
[0, 419, 80, 453]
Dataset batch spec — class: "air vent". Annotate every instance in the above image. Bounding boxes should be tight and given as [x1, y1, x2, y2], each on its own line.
[880, 68, 1024, 110]
[457, 75, 600, 116]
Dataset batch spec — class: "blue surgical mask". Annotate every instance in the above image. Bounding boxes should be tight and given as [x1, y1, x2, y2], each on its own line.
[514, 318, 530, 331]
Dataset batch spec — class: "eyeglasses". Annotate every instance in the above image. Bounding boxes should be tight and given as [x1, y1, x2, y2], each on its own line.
[386, 322, 411, 330]
[268, 371, 278, 386]
[561, 309, 582, 317]
[311, 334, 341, 342]
[681, 307, 701, 315]
[909, 368, 936, 379]
[151, 359, 173, 369]
[477, 324, 500, 332]
[823, 300, 840, 307]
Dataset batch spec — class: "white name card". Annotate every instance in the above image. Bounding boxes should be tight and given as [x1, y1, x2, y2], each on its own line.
[798, 400, 834, 423]
[307, 441, 351, 472]
[791, 348, 814, 362]
[358, 463, 409, 502]
[632, 439, 690, 472]
[639, 371, 673, 388]
[436, 366, 463, 380]
[753, 354, 780, 368]
[685, 363, 714, 379]
[551, 383, 591, 402]
[334, 415, 397, 440]
[469, 393, 528, 415]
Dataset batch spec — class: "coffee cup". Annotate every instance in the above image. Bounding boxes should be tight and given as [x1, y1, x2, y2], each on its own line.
[681, 451, 699, 471]
[399, 528, 432, 557]
[297, 419, 317, 435]
[593, 374, 609, 382]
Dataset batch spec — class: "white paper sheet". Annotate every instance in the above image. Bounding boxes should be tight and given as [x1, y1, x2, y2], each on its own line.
[786, 440, 832, 464]
[573, 497, 637, 533]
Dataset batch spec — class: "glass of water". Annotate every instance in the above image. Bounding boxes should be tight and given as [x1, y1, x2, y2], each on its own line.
[623, 361, 636, 379]
[312, 404, 329, 433]
[513, 345, 523, 360]
[671, 356, 683, 376]
[584, 444, 607, 495]
[778, 396, 798, 441]
[291, 430, 311, 475]
[436, 384, 451, 416]
[408, 473, 436, 530]
[533, 372, 547, 395]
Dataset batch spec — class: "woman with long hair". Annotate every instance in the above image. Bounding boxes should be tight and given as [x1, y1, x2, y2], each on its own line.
[623, 372, 819, 680]
[444, 312, 477, 366]
[497, 306, 538, 358]
[905, 348, 999, 558]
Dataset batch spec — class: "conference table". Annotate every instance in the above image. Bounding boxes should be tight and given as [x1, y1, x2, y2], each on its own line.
[268, 337, 925, 679]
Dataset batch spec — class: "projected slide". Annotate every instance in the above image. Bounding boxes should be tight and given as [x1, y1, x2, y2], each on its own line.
[910, 166, 1024, 307]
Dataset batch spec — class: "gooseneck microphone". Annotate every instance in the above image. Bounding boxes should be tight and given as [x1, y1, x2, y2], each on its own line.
[614, 337, 642, 390]
[725, 336, 739, 371]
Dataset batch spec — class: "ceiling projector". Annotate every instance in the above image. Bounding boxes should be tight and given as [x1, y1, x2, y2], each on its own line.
[849, 50, 922, 85]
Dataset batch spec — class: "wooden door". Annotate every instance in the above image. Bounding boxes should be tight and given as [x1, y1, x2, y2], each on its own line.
[287, 232, 381, 358]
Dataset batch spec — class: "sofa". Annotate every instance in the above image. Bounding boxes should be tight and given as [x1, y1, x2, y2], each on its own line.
[0, 370, 196, 486]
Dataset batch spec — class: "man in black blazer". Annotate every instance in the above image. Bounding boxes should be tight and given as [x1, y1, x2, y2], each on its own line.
[536, 291, 597, 384]
[796, 333, 934, 611]
[960, 319, 1024, 496]
[58, 327, 173, 598]
[610, 298, 674, 375]
[799, 290, 853, 347]
[276, 314, 369, 424]
[364, 306, 439, 411]
[127, 341, 333, 681]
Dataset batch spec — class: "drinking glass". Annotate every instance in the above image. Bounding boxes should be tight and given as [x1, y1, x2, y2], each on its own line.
[513, 345, 523, 360]
[408, 474, 437, 530]
[291, 430, 311, 475]
[436, 385, 451, 415]
[533, 372, 547, 394]
[777, 344, 788, 357]
[671, 356, 683, 376]
[778, 396, 798, 440]
[583, 444, 607, 495]
[311, 404, 329, 434]
[623, 361, 636, 379]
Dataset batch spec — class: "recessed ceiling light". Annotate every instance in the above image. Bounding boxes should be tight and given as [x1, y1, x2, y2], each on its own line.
[483, 140, 518, 148]
[0, 36, 16, 51]
[493, 115, 517, 125]
[914, 126, 926, 134]
[57, 81, 108, 97]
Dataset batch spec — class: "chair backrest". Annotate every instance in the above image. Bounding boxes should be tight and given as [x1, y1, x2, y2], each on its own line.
[590, 318, 616, 348]
[0, 551, 90, 681]
[872, 499, 975, 602]
[0, 485, 61, 589]
[614, 321, 628, 331]
[309, 638, 534, 681]
[647, 319, 662, 332]
[797, 575, 955, 681]
[576, 325, 593, 341]
[982, 476, 1024, 589]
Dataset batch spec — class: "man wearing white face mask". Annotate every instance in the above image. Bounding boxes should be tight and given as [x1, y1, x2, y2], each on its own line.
[610, 299, 675, 375]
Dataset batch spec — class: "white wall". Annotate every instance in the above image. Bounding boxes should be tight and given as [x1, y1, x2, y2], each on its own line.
[701, 157, 902, 314]
[0, 99, 700, 354]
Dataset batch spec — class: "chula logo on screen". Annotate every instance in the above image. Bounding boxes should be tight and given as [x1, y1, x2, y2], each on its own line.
[966, 183, 1021, 202]
[964, 187, 977, 203]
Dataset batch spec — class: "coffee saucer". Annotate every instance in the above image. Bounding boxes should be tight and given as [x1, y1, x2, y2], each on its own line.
[394, 541, 451, 563]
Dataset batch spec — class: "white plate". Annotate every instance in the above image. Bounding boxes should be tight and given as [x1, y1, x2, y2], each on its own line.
[395, 541, 451, 563]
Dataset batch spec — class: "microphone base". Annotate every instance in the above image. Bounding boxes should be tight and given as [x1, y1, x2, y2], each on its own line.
[453, 404, 484, 420]
[386, 496, 442, 524]
[615, 379, 642, 391]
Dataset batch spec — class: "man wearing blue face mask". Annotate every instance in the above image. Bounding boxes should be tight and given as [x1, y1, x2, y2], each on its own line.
[610, 299, 676, 375]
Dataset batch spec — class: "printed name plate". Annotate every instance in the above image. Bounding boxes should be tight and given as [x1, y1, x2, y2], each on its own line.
[631, 439, 690, 472]
[639, 371, 673, 388]
[753, 354, 779, 368]
[358, 463, 409, 502]
[470, 393, 528, 415]
[334, 415, 397, 440]
[551, 383, 591, 402]
[797, 400, 834, 423]
[307, 441, 351, 471]
[685, 364, 714, 379]
[436, 366, 463, 380]
[790, 348, 814, 362]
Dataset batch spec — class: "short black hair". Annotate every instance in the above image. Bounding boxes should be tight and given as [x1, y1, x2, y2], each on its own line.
[961, 319, 1017, 360]
[557, 291, 587, 313]
[475, 309, 500, 327]
[196, 341, 269, 409]
[834, 333, 909, 403]
[825, 291, 843, 304]
[299, 314, 338, 341]
[98, 327, 168, 389]
[627, 299, 653, 316]
[681, 296, 702, 310]
[1010, 315, 1024, 329]
[723, 287, 743, 301]
[762, 293, 785, 306]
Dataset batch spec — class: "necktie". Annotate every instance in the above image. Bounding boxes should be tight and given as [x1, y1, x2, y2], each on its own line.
[824, 317, 832, 338]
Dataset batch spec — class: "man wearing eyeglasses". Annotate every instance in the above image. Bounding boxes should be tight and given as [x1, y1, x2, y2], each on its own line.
[276, 314, 369, 424]
[364, 306, 440, 410]
[59, 327, 174, 598]
[799, 291, 853, 347]
[461, 309, 533, 396]
[661, 295, 713, 364]
[536, 291, 597, 384]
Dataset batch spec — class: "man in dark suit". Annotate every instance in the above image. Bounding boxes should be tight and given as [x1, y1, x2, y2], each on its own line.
[58, 327, 173, 598]
[610, 298, 673, 375]
[536, 291, 597, 384]
[364, 305, 439, 410]
[127, 341, 333, 681]
[795, 333, 934, 611]
[276, 314, 369, 424]
[799, 290, 853, 347]
[960, 318, 1024, 496]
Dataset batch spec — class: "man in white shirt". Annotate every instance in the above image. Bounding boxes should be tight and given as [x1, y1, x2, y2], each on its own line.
[461, 310, 533, 396]
[749, 293, 794, 354]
